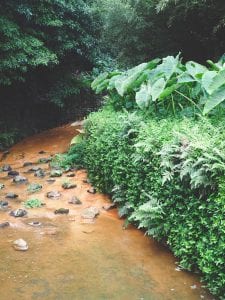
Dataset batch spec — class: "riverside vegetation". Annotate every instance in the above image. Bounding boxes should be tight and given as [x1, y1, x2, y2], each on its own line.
[62, 55, 225, 299]
[2, 0, 225, 299]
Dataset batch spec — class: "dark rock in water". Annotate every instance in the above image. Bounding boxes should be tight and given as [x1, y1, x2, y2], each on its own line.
[46, 179, 56, 184]
[83, 179, 91, 184]
[87, 187, 96, 194]
[27, 221, 42, 227]
[38, 150, 46, 154]
[81, 207, 99, 219]
[23, 162, 33, 167]
[28, 166, 41, 173]
[13, 239, 28, 251]
[66, 173, 75, 178]
[47, 191, 61, 199]
[34, 169, 45, 178]
[62, 182, 77, 189]
[10, 209, 27, 218]
[68, 196, 82, 205]
[0, 183, 5, 190]
[0, 222, 10, 228]
[38, 157, 52, 164]
[13, 175, 28, 184]
[0, 200, 9, 210]
[2, 164, 12, 172]
[102, 203, 117, 211]
[50, 169, 62, 177]
[6, 193, 18, 199]
[54, 208, 69, 214]
[8, 170, 19, 177]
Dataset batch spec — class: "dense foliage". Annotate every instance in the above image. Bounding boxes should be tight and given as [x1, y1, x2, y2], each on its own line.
[0, 0, 96, 85]
[64, 55, 225, 298]
[0, 0, 99, 147]
[95, 0, 225, 65]
[65, 107, 225, 298]
[92, 55, 225, 116]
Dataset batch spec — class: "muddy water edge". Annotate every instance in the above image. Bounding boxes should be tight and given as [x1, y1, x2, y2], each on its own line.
[0, 124, 214, 300]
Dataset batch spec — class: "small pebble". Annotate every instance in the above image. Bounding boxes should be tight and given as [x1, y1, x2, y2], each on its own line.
[87, 187, 96, 194]
[54, 208, 69, 214]
[13, 239, 28, 251]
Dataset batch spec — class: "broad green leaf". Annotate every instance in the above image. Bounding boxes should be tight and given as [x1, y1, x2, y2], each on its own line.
[95, 79, 109, 94]
[146, 58, 161, 70]
[186, 61, 207, 78]
[115, 63, 147, 96]
[201, 71, 217, 94]
[203, 85, 225, 115]
[159, 84, 179, 100]
[155, 54, 180, 80]
[128, 70, 150, 91]
[177, 72, 196, 83]
[135, 83, 151, 109]
[114, 75, 127, 96]
[108, 74, 123, 90]
[91, 72, 108, 90]
[207, 69, 225, 95]
[207, 60, 221, 71]
[108, 71, 122, 79]
[151, 78, 166, 101]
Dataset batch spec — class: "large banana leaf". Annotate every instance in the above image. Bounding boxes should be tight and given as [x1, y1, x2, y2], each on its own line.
[186, 61, 207, 78]
[203, 85, 225, 115]
[155, 55, 180, 80]
[207, 69, 225, 95]
[151, 78, 167, 101]
[201, 71, 217, 94]
[135, 82, 151, 109]
[91, 72, 108, 90]
[115, 63, 148, 96]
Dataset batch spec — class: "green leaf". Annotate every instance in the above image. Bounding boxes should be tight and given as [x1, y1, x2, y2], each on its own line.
[91, 72, 108, 90]
[201, 71, 217, 94]
[177, 72, 196, 83]
[95, 79, 109, 94]
[135, 83, 151, 109]
[155, 54, 180, 80]
[117, 63, 148, 96]
[159, 84, 179, 100]
[203, 85, 225, 115]
[186, 61, 207, 78]
[207, 69, 225, 95]
[151, 78, 166, 101]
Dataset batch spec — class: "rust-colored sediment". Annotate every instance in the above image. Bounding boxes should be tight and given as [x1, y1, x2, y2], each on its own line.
[0, 124, 213, 300]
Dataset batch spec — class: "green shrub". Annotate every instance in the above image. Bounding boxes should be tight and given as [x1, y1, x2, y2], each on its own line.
[24, 198, 42, 208]
[66, 106, 225, 298]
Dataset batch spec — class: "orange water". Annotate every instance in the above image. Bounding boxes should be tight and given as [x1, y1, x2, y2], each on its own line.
[0, 124, 214, 300]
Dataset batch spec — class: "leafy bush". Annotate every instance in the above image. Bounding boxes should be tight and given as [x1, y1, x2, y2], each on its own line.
[24, 198, 42, 208]
[27, 183, 42, 193]
[0, 129, 20, 150]
[92, 55, 225, 116]
[67, 106, 225, 298]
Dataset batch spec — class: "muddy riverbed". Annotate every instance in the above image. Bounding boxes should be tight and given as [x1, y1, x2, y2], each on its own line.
[0, 124, 214, 300]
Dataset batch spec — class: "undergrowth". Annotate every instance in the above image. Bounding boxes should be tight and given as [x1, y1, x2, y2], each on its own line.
[64, 106, 225, 298]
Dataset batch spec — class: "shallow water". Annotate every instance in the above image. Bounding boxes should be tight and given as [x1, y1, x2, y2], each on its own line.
[0, 124, 214, 300]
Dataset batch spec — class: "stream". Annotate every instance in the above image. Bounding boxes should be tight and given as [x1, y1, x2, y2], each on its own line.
[0, 123, 214, 300]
